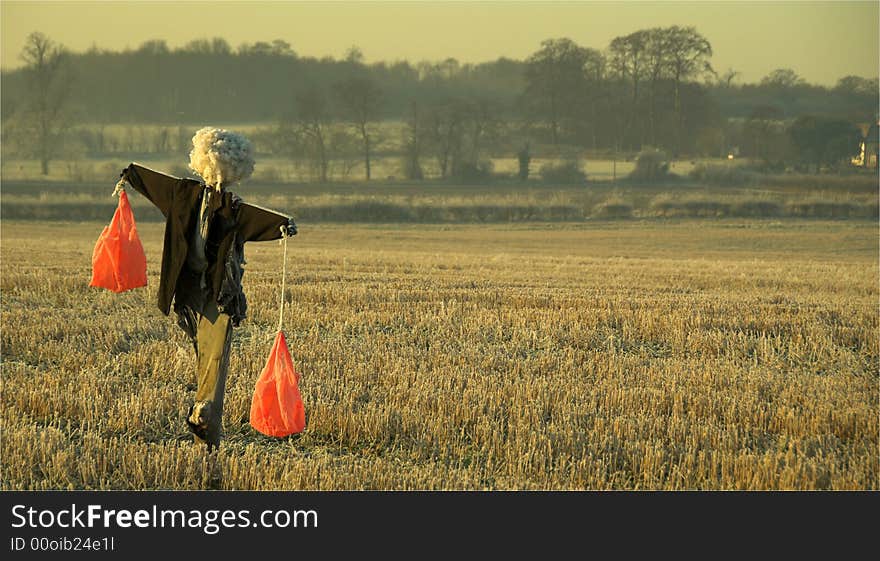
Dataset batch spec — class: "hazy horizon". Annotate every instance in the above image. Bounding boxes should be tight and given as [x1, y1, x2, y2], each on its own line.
[2, 0, 878, 86]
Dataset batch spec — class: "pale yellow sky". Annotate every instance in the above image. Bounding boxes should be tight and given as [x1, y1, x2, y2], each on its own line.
[1, 1, 877, 85]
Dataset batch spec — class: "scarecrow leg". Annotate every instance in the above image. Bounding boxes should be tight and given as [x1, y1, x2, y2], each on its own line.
[187, 300, 232, 451]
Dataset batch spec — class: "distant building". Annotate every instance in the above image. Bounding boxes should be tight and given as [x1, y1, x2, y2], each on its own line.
[853, 121, 879, 169]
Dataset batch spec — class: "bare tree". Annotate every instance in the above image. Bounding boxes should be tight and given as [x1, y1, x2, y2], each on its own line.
[296, 88, 331, 182]
[644, 28, 670, 147]
[664, 26, 714, 154]
[462, 96, 500, 164]
[426, 99, 466, 178]
[579, 48, 607, 150]
[524, 38, 592, 148]
[344, 45, 364, 64]
[18, 32, 74, 175]
[760, 68, 805, 88]
[402, 100, 425, 180]
[608, 31, 648, 149]
[835, 75, 877, 96]
[718, 67, 740, 88]
[328, 126, 361, 179]
[335, 76, 383, 180]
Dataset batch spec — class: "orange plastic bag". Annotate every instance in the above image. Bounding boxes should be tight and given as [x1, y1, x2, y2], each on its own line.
[89, 189, 147, 293]
[250, 331, 306, 437]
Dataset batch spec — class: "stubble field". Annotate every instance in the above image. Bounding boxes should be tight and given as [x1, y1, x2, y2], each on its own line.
[1, 219, 877, 489]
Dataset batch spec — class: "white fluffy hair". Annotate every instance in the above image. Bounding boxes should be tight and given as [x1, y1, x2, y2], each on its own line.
[188, 127, 255, 188]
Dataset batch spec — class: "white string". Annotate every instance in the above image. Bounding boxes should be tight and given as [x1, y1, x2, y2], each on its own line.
[278, 226, 288, 333]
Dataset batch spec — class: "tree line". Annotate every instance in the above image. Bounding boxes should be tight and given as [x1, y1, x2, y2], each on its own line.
[2, 30, 877, 178]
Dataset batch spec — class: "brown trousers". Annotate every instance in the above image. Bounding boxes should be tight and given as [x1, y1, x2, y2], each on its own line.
[186, 299, 232, 450]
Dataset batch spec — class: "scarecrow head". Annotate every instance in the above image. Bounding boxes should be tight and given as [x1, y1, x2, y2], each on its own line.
[188, 127, 255, 191]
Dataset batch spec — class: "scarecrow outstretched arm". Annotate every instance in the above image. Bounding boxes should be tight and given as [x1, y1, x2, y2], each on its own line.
[238, 202, 296, 242]
[120, 163, 177, 217]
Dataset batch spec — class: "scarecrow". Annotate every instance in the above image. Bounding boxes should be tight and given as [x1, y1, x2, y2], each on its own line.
[117, 127, 296, 450]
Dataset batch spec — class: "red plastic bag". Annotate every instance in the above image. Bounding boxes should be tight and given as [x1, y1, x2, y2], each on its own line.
[89, 190, 148, 293]
[250, 331, 306, 437]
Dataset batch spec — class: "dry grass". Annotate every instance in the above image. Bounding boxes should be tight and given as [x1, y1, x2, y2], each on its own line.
[2, 179, 877, 223]
[1, 220, 877, 490]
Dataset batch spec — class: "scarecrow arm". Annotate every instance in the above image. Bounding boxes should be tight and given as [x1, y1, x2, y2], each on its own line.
[120, 163, 178, 217]
[238, 202, 297, 242]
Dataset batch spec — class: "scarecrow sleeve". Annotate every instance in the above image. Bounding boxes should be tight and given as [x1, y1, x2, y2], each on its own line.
[121, 163, 178, 217]
[237, 202, 295, 242]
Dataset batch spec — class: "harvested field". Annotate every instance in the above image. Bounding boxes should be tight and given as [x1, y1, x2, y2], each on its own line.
[1, 219, 877, 489]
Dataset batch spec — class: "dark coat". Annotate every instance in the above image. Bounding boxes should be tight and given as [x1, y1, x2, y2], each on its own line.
[122, 163, 291, 320]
